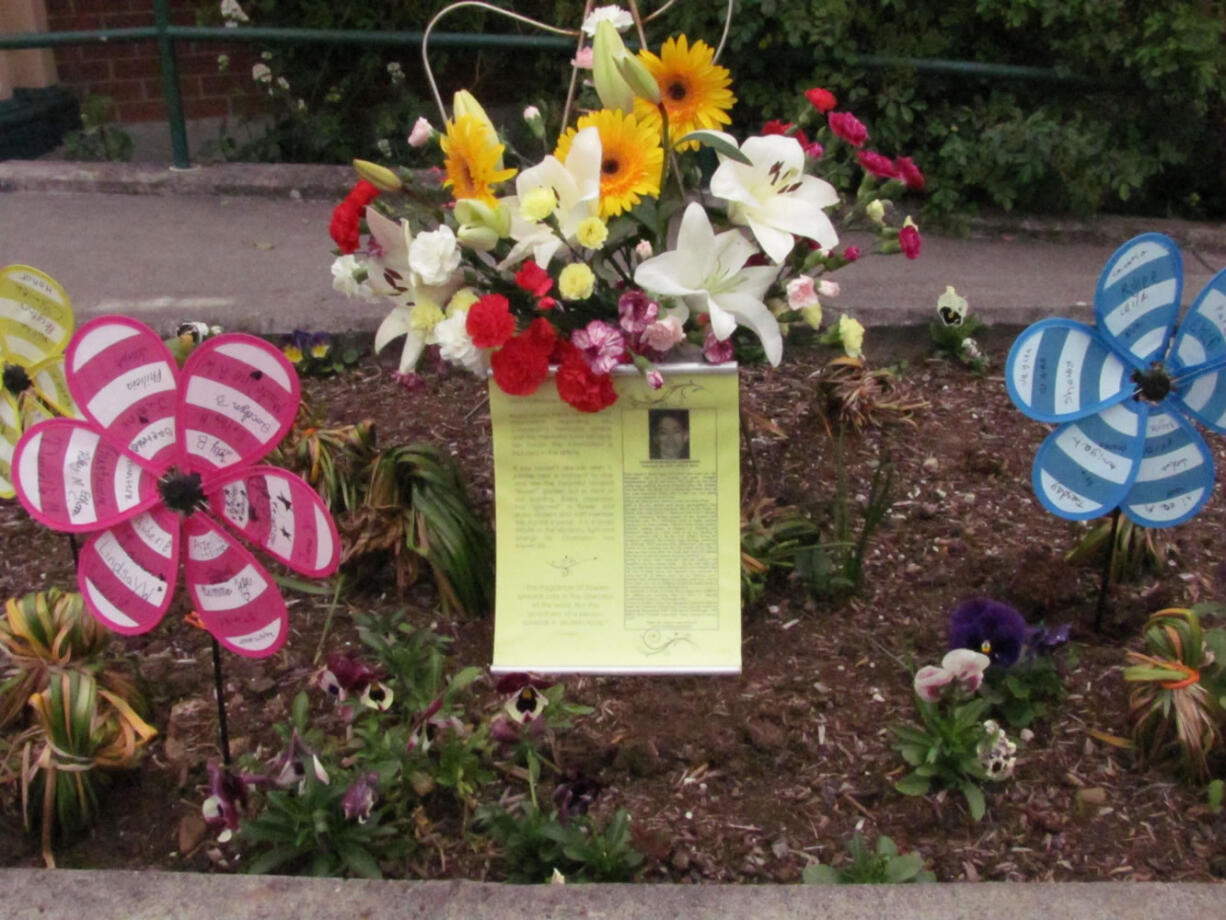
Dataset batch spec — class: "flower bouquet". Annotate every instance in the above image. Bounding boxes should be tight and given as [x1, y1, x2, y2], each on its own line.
[329, 2, 924, 412]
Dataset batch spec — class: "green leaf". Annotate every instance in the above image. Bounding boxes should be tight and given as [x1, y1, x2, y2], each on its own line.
[802, 863, 841, 884]
[246, 843, 303, 875]
[961, 781, 986, 821]
[885, 852, 924, 883]
[336, 842, 383, 879]
[675, 130, 752, 164]
[893, 772, 931, 796]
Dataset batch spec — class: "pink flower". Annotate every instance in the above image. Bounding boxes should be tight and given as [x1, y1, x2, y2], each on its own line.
[786, 275, 819, 310]
[645, 369, 664, 390]
[828, 111, 868, 148]
[761, 119, 810, 149]
[900, 223, 922, 260]
[818, 279, 840, 297]
[804, 87, 837, 113]
[408, 116, 433, 148]
[570, 320, 625, 374]
[804, 141, 824, 159]
[702, 330, 735, 364]
[913, 665, 954, 702]
[856, 149, 899, 179]
[895, 156, 925, 190]
[11, 317, 339, 658]
[571, 46, 594, 69]
[617, 290, 659, 334]
[640, 315, 685, 353]
[843, 245, 861, 262]
[941, 649, 990, 693]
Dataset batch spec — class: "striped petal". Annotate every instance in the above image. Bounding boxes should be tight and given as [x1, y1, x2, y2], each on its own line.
[1030, 400, 1147, 521]
[0, 265, 74, 368]
[1094, 233, 1181, 369]
[1121, 406, 1215, 528]
[179, 334, 300, 479]
[206, 466, 339, 577]
[1005, 319, 1132, 423]
[66, 316, 181, 472]
[28, 355, 77, 418]
[183, 514, 288, 658]
[12, 418, 161, 532]
[1166, 267, 1226, 433]
[78, 506, 180, 635]
[0, 392, 18, 499]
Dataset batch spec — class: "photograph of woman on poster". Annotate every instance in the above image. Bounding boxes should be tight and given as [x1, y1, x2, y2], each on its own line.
[649, 409, 690, 460]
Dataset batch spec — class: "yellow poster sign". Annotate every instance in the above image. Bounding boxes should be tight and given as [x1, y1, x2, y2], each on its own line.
[490, 364, 741, 674]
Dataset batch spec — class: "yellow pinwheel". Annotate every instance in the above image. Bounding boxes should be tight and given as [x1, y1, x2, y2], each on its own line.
[0, 265, 77, 499]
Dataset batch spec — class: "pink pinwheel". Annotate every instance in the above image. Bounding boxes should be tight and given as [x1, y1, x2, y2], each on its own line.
[11, 316, 339, 658]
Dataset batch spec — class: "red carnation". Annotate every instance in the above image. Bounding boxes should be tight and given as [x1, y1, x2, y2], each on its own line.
[828, 111, 868, 148]
[900, 224, 922, 260]
[856, 150, 900, 180]
[522, 316, 557, 353]
[515, 260, 553, 297]
[761, 120, 810, 148]
[329, 180, 380, 254]
[491, 327, 552, 396]
[556, 351, 617, 413]
[896, 156, 925, 191]
[466, 294, 516, 348]
[804, 87, 837, 114]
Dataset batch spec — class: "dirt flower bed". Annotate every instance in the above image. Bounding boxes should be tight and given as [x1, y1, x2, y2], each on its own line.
[1, 327, 1224, 882]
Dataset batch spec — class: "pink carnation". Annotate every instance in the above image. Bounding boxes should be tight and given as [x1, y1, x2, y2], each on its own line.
[896, 156, 925, 190]
[900, 224, 922, 260]
[702, 330, 734, 364]
[828, 111, 868, 148]
[617, 290, 659, 334]
[856, 149, 899, 179]
[571, 320, 625, 374]
[786, 275, 819, 310]
[641, 315, 685, 353]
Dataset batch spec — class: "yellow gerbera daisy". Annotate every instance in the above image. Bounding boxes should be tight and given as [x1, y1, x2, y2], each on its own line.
[555, 109, 663, 218]
[440, 114, 516, 207]
[635, 35, 735, 150]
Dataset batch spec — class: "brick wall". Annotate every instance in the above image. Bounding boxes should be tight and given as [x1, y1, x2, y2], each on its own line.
[45, 0, 265, 122]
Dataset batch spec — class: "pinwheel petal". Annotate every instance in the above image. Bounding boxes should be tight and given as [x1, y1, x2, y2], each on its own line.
[1094, 232, 1181, 369]
[1121, 407, 1215, 527]
[79, 506, 180, 635]
[1030, 400, 1147, 520]
[0, 265, 74, 367]
[1169, 267, 1226, 375]
[1005, 318, 1132, 423]
[183, 514, 288, 658]
[12, 418, 161, 531]
[179, 334, 300, 479]
[0, 392, 18, 499]
[66, 316, 181, 471]
[28, 355, 76, 418]
[207, 465, 340, 577]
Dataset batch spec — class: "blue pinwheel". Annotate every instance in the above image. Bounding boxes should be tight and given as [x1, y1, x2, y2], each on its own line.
[1005, 232, 1226, 528]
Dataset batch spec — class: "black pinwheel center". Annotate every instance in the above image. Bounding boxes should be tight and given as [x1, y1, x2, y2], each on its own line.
[159, 468, 206, 515]
[2, 363, 31, 396]
[1132, 362, 1173, 403]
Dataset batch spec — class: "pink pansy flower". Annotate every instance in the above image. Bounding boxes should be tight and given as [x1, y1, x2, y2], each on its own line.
[571, 320, 625, 374]
[11, 316, 339, 658]
[828, 111, 868, 147]
[786, 275, 819, 310]
[941, 648, 990, 693]
[913, 665, 954, 703]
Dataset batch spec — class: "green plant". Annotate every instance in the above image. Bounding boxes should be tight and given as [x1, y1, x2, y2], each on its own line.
[739, 495, 821, 604]
[1124, 605, 1226, 780]
[61, 94, 132, 163]
[474, 800, 643, 883]
[928, 286, 988, 373]
[1066, 516, 1170, 583]
[802, 833, 935, 884]
[340, 444, 494, 617]
[978, 645, 1074, 729]
[268, 400, 377, 512]
[282, 331, 363, 378]
[793, 436, 895, 600]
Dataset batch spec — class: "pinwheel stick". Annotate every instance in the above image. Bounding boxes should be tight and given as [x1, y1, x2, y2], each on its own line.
[1093, 508, 1122, 633]
[211, 638, 232, 767]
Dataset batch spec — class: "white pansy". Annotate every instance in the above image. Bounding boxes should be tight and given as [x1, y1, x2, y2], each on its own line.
[709, 132, 839, 263]
[582, 5, 634, 35]
[634, 202, 783, 365]
[408, 225, 462, 286]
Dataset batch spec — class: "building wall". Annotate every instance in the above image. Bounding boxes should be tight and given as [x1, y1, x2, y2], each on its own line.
[44, 0, 264, 122]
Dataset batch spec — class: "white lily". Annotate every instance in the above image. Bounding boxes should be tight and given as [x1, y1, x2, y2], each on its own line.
[708, 132, 839, 263]
[499, 126, 602, 269]
[634, 202, 782, 365]
[365, 207, 462, 372]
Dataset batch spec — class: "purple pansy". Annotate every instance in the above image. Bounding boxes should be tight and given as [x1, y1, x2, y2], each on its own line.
[947, 598, 1028, 668]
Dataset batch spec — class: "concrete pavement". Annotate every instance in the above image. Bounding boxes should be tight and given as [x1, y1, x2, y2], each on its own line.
[1, 161, 1223, 339]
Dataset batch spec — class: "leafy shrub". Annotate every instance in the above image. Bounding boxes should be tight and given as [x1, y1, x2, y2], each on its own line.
[61, 94, 132, 163]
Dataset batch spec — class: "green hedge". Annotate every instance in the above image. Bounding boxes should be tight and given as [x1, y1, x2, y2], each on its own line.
[215, 0, 1226, 219]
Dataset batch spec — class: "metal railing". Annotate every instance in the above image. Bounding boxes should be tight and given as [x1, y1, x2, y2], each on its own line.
[0, 0, 1096, 170]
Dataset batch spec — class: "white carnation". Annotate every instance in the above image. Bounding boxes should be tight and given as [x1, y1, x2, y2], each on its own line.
[330, 255, 372, 300]
[582, 5, 634, 35]
[434, 312, 487, 373]
[409, 225, 462, 287]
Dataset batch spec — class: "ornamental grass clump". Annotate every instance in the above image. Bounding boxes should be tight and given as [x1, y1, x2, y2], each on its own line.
[1124, 605, 1226, 781]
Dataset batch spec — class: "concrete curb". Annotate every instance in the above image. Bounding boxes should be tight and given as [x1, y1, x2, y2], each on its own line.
[2, 160, 1223, 254]
[1, 870, 1222, 920]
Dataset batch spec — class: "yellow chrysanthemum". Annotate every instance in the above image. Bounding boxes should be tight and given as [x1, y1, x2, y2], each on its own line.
[555, 109, 662, 218]
[635, 35, 735, 151]
[440, 114, 516, 207]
